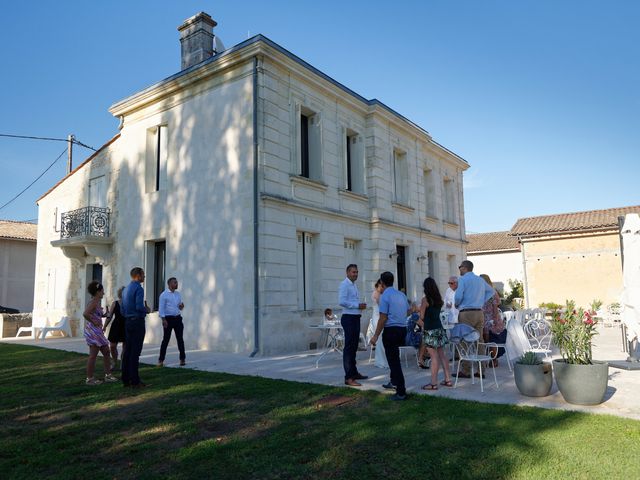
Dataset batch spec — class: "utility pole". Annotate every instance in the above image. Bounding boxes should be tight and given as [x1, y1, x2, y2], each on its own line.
[67, 134, 75, 174]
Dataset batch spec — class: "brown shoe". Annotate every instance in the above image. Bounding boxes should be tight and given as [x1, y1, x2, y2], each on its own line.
[345, 379, 362, 387]
[156, 361, 164, 367]
[180, 360, 186, 366]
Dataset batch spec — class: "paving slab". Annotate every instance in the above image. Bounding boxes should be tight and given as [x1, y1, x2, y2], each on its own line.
[3, 324, 639, 421]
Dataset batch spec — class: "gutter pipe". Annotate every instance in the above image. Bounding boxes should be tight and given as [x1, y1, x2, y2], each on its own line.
[250, 56, 260, 357]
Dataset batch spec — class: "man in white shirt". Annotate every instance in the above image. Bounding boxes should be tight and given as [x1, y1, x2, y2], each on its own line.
[444, 276, 459, 324]
[157, 277, 186, 367]
[339, 264, 367, 386]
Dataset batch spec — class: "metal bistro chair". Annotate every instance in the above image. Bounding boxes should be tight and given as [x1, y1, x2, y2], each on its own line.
[450, 323, 499, 393]
[523, 317, 552, 358]
[489, 311, 513, 372]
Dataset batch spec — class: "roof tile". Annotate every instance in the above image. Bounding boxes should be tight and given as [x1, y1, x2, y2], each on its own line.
[467, 231, 520, 253]
[0, 220, 37, 241]
[510, 206, 640, 236]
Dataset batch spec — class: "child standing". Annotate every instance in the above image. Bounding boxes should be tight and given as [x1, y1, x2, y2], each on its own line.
[83, 281, 118, 385]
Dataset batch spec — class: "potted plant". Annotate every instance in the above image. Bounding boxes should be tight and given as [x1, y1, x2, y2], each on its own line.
[550, 301, 609, 405]
[514, 351, 553, 397]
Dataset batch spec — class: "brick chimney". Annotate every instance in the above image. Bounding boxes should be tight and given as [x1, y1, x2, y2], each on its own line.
[178, 12, 218, 70]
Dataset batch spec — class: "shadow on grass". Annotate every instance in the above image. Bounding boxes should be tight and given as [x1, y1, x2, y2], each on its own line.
[1, 343, 639, 480]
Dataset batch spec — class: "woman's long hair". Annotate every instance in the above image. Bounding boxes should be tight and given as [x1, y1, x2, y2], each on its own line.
[423, 277, 443, 308]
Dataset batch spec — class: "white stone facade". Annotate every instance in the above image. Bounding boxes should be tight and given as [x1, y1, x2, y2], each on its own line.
[34, 34, 468, 354]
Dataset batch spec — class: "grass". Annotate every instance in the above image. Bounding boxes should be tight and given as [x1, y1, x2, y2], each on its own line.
[1, 344, 639, 480]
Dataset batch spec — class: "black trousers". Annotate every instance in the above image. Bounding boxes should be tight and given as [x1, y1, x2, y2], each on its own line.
[341, 314, 361, 380]
[122, 317, 145, 386]
[383, 326, 407, 396]
[159, 316, 185, 362]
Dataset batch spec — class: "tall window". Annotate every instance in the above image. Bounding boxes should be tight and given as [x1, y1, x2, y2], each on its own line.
[396, 245, 407, 294]
[146, 125, 168, 193]
[300, 114, 310, 178]
[393, 149, 409, 205]
[443, 178, 456, 224]
[296, 232, 314, 310]
[423, 169, 436, 218]
[345, 130, 365, 194]
[299, 108, 321, 180]
[447, 254, 457, 277]
[428, 251, 438, 282]
[344, 239, 360, 267]
[152, 241, 166, 312]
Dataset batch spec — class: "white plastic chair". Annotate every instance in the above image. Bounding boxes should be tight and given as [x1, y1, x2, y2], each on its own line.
[39, 316, 72, 340]
[16, 316, 47, 339]
[523, 318, 552, 357]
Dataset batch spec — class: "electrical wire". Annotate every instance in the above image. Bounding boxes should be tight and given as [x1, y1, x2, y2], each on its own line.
[0, 148, 68, 212]
[0, 133, 96, 151]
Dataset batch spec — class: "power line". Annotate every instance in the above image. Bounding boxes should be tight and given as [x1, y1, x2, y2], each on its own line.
[0, 133, 96, 151]
[0, 148, 68, 212]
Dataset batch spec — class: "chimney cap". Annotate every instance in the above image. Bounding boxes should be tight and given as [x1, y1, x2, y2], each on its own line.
[178, 11, 217, 32]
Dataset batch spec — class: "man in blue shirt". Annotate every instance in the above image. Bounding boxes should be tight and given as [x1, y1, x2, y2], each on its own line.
[338, 264, 368, 386]
[121, 266, 150, 388]
[370, 271, 410, 400]
[453, 260, 495, 378]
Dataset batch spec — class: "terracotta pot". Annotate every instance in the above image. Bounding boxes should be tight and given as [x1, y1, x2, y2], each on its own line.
[553, 359, 609, 405]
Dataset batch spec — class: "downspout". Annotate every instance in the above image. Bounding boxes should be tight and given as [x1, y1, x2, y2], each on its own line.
[250, 56, 260, 357]
[518, 236, 530, 308]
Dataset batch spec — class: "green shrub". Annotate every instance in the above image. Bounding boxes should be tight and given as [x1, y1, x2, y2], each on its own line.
[516, 351, 542, 365]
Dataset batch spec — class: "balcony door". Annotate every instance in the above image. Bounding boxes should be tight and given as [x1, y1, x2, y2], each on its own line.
[89, 176, 106, 208]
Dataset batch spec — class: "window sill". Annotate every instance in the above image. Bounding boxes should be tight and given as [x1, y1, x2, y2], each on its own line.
[290, 175, 328, 192]
[425, 215, 439, 222]
[338, 189, 368, 202]
[444, 220, 459, 227]
[392, 202, 415, 213]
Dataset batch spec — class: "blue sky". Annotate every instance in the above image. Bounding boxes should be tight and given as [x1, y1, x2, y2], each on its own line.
[0, 1, 638, 232]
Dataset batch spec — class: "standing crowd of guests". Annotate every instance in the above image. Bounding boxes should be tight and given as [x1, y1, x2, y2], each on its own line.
[82, 267, 187, 387]
[338, 259, 507, 400]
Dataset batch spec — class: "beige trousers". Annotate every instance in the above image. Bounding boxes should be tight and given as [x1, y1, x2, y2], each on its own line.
[458, 310, 485, 375]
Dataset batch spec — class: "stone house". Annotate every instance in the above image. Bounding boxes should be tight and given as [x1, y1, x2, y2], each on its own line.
[33, 12, 469, 354]
[0, 220, 37, 312]
[466, 231, 522, 296]
[511, 206, 640, 309]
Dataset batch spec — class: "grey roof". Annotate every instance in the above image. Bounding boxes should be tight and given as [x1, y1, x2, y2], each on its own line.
[110, 35, 467, 165]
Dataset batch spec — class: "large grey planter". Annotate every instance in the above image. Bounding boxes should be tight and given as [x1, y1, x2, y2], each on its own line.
[553, 359, 609, 405]
[514, 362, 553, 397]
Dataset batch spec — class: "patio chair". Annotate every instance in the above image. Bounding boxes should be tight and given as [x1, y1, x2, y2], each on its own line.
[523, 318, 552, 357]
[450, 323, 499, 392]
[39, 316, 72, 340]
[16, 316, 47, 339]
[399, 346, 419, 368]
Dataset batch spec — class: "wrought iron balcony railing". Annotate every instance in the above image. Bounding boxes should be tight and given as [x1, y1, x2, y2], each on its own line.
[60, 207, 110, 239]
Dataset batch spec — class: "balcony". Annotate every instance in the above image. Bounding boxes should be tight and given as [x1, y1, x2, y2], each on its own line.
[51, 207, 113, 263]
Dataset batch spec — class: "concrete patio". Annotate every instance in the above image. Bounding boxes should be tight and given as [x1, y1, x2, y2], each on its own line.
[3, 323, 639, 421]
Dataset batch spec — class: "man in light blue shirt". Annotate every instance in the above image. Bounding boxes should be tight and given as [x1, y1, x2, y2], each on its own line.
[370, 271, 410, 400]
[453, 260, 495, 378]
[157, 277, 186, 367]
[338, 264, 367, 386]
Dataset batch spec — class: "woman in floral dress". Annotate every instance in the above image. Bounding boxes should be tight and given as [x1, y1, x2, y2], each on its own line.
[417, 277, 452, 390]
[480, 274, 506, 367]
[83, 281, 118, 385]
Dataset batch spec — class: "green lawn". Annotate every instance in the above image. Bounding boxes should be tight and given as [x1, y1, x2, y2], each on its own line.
[1, 344, 639, 480]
